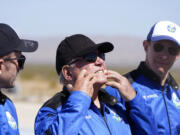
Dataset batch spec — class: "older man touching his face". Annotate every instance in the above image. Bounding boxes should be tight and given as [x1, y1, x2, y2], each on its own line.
[35, 34, 157, 135]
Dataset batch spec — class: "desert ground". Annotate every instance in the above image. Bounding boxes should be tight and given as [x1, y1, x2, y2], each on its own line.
[15, 101, 42, 134]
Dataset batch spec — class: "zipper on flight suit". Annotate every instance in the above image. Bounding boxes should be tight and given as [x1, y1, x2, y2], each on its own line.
[102, 115, 112, 135]
[162, 85, 172, 135]
[100, 104, 112, 135]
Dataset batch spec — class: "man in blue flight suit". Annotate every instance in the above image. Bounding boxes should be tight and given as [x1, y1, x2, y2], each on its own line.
[35, 34, 157, 135]
[107, 20, 180, 135]
[0, 23, 38, 134]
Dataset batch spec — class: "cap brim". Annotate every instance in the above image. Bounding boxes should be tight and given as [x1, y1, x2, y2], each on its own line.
[77, 42, 114, 58]
[16, 39, 38, 52]
[151, 36, 180, 47]
[96, 42, 114, 53]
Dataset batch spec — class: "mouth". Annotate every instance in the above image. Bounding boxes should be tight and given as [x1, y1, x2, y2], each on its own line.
[95, 70, 104, 74]
[155, 60, 169, 66]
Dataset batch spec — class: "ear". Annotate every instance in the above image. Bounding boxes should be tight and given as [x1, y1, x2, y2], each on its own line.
[0, 59, 4, 74]
[143, 40, 150, 52]
[61, 65, 73, 81]
[176, 51, 180, 59]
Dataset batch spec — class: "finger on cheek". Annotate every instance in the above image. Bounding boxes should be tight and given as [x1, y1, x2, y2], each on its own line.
[81, 69, 87, 77]
[104, 69, 108, 75]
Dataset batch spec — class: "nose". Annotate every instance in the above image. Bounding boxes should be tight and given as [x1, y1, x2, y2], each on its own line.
[159, 48, 169, 59]
[95, 56, 105, 66]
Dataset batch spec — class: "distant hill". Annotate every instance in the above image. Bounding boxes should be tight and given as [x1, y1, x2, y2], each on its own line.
[25, 35, 180, 69]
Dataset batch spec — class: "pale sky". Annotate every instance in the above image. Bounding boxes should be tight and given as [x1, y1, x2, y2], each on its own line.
[0, 0, 180, 68]
[1, 0, 180, 38]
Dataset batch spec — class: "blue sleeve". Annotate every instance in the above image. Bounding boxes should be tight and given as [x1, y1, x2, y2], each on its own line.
[105, 86, 158, 135]
[34, 91, 91, 135]
[126, 87, 158, 135]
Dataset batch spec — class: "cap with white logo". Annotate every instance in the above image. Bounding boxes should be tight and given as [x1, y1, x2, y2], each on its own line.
[147, 21, 180, 47]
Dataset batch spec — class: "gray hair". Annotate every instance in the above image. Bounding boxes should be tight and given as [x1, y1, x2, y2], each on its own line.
[59, 72, 65, 85]
[58, 62, 76, 85]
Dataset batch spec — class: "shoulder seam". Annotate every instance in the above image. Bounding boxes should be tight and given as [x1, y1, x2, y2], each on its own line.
[124, 69, 141, 84]
[42, 92, 68, 110]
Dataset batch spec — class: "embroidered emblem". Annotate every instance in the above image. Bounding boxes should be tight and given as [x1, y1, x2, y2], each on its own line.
[85, 115, 92, 119]
[167, 24, 176, 33]
[110, 110, 123, 123]
[6, 111, 17, 130]
[143, 94, 158, 100]
[172, 92, 180, 108]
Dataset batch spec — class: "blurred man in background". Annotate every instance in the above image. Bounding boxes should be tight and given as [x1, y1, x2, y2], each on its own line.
[35, 34, 157, 135]
[0, 23, 38, 134]
[123, 20, 180, 134]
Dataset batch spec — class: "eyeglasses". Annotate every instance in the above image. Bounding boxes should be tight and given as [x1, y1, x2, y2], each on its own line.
[4, 55, 26, 70]
[153, 43, 180, 56]
[68, 52, 105, 65]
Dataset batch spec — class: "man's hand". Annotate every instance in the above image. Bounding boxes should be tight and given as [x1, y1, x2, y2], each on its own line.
[71, 69, 97, 97]
[105, 70, 136, 101]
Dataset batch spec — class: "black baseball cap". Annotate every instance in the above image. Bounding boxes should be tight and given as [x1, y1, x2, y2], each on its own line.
[56, 34, 114, 75]
[0, 23, 38, 57]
